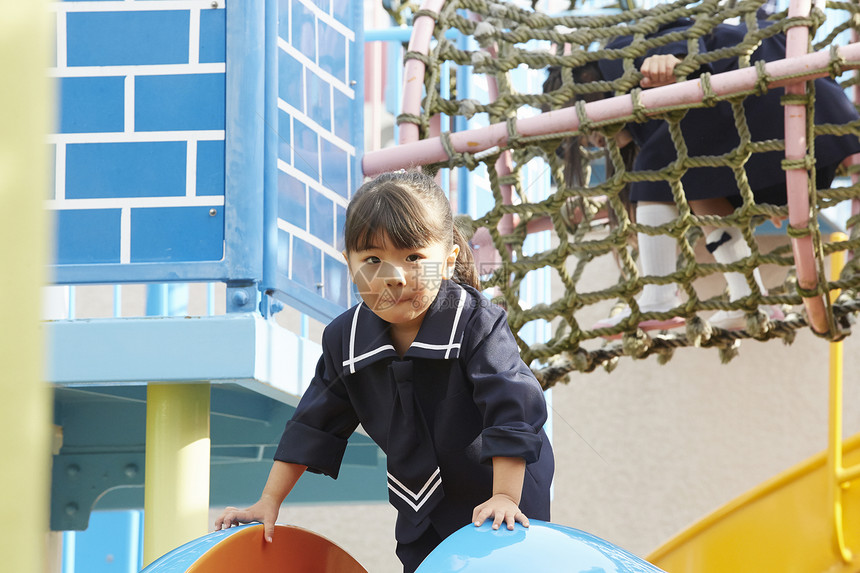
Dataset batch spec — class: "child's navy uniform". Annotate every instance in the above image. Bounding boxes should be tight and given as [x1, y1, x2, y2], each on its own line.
[598, 18, 860, 205]
[274, 280, 554, 572]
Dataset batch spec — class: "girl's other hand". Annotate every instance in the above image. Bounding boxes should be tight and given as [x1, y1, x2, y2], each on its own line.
[472, 493, 530, 531]
[214, 498, 280, 543]
[640, 54, 682, 88]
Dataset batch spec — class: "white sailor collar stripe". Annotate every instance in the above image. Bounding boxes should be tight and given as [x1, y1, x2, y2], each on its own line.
[340, 280, 473, 376]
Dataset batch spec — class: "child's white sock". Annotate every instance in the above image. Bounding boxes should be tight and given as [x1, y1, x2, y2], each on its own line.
[705, 227, 766, 301]
[635, 202, 679, 308]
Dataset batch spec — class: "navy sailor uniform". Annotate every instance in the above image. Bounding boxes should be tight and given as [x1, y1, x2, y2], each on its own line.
[598, 18, 860, 205]
[274, 279, 554, 569]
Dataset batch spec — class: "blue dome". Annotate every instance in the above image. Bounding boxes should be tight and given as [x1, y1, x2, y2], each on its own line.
[416, 520, 666, 573]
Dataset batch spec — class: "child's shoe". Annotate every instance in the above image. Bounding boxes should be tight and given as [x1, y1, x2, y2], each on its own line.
[707, 305, 785, 331]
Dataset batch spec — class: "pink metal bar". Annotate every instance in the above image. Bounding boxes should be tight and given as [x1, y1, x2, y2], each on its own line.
[364, 42, 860, 175]
[785, 0, 828, 333]
[400, 0, 446, 145]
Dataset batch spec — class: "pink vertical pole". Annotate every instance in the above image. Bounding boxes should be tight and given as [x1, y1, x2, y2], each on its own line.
[785, 0, 829, 333]
[400, 0, 446, 145]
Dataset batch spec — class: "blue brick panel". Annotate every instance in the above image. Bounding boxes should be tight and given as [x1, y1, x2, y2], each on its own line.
[291, 237, 321, 292]
[324, 254, 348, 308]
[332, 88, 353, 144]
[318, 21, 346, 82]
[274, 0, 360, 320]
[130, 206, 224, 263]
[197, 140, 225, 197]
[66, 142, 186, 199]
[54, 3, 230, 279]
[292, 121, 320, 181]
[66, 11, 190, 67]
[199, 9, 226, 63]
[306, 72, 331, 130]
[320, 140, 348, 198]
[60, 77, 125, 134]
[308, 191, 333, 243]
[278, 50, 304, 111]
[278, 171, 306, 229]
[56, 209, 122, 264]
[291, 2, 316, 62]
[277, 109, 292, 161]
[135, 74, 226, 132]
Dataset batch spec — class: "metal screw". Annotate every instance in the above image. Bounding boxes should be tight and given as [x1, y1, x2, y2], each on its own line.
[316, 282, 324, 290]
[66, 464, 80, 477]
[65, 503, 78, 516]
[124, 464, 139, 478]
[209, 208, 217, 216]
[211, 1, 219, 8]
[350, 80, 357, 86]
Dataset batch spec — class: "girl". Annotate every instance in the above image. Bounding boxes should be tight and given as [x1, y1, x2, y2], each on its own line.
[214, 171, 554, 572]
[546, 18, 860, 331]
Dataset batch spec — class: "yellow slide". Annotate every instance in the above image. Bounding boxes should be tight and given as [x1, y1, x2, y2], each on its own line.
[648, 432, 860, 572]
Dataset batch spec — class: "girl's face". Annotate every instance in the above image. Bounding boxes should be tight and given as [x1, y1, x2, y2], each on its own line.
[344, 233, 459, 332]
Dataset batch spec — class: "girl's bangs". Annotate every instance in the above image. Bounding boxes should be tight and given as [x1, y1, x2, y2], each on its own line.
[346, 186, 444, 252]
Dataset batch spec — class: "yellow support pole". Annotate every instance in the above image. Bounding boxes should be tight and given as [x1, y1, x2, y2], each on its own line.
[827, 232, 852, 563]
[143, 383, 211, 566]
[0, 1, 53, 572]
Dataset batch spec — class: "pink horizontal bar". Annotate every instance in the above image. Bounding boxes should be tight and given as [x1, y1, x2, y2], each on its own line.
[363, 42, 860, 176]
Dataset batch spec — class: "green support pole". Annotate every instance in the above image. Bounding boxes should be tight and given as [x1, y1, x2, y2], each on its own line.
[0, 1, 53, 571]
[143, 383, 211, 566]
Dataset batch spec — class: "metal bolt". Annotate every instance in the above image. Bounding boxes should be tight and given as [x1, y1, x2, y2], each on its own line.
[316, 282, 324, 290]
[209, 208, 217, 216]
[124, 464, 139, 478]
[65, 503, 78, 516]
[66, 464, 80, 477]
[211, 1, 219, 8]
[232, 290, 249, 306]
[350, 80, 357, 86]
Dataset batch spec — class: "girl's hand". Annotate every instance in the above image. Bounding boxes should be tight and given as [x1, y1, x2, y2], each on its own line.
[640, 54, 682, 88]
[472, 493, 530, 531]
[214, 497, 280, 543]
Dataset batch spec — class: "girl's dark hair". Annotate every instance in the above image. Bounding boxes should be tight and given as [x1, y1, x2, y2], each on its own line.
[543, 62, 637, 226]
[344, 170, 481, 289]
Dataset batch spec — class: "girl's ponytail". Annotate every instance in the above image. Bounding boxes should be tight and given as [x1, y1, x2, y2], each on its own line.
[452, 223, 481, 290]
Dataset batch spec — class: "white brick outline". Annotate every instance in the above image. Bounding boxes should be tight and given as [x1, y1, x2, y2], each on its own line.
[292, 0, 354, 42]
[276, 159, 349, 209]
[277, 99, 354, 156]
[120, 207, 131, 264]
[50, 1, 227, 13]
[56, 10, 67, 69]
[124, 75, 135, 132]
[278, 38, 353, 99]
[47, 196, 225, 211]
[48, 130, 225, 145]
[186, 139, 198, 197]
[50, 63, 226, 78]
[277, 219, 343, 261]
[55, 144, 66, 201]
[189, 7, 201, 65]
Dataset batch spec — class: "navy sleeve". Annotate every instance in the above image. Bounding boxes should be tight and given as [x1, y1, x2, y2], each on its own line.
[273, 334, 360, 479]
[462, 305, 548, 465]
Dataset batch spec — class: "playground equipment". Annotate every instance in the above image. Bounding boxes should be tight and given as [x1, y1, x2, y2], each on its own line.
[416, 520, 667, 572]
[363, 0, 860, 382]
[140, 524, 367, 573]
[142, 520, 669, 572]
[26, 0, 860, 571]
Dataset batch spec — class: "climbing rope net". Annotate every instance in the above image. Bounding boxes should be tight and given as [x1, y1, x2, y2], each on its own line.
[368, 0, 860, 387]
